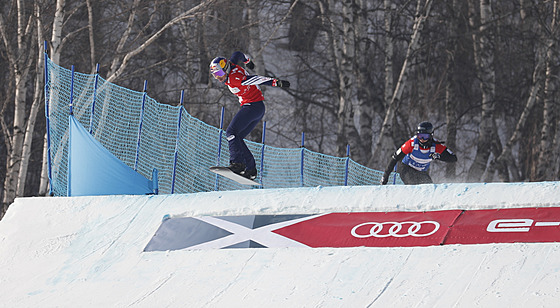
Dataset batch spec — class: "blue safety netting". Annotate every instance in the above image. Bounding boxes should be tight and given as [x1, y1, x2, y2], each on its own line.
[44, 56, 402, 196]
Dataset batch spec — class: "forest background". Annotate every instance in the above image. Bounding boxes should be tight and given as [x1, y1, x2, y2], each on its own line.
[1, 0, 559, 218]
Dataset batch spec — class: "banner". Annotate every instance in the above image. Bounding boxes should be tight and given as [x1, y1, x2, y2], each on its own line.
[144, 207, 560, 251]
[444, 207, 560, 245]
[273, 211, 461, 248]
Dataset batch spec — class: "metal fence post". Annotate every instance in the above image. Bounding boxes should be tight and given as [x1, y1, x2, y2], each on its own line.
[171, 90, 184, 194]
[215, 106, 225, 191]
[89, 63, 100, 134]
[69, 65, 75, 115]
[260, 121, 266, 185]
[44, 41, 54, 196]
[300, 132, 305, 187]
[134, 80, 147, 171]
[344, 144, 350, 186]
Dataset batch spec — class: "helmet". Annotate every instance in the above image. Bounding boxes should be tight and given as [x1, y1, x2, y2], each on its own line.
[416, 121, 434, 135]
[415, 121, 434, 147]
[209, 57, 230, 78]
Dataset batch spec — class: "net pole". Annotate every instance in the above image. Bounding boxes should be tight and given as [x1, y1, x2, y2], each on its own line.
[44, 42, 54, 196]
[69, 65, 75, 115]
[66, 65, 75, 196]
[344, 144, 350, 186]
[152, 168, 159, 195]
[260, 121, 266, 185]
[300, 132, 305, 187]
[134, 80, 148, 171]
[171, 90, 184, 194]
[214, 106, 225, 191]
[89, 63, 100, 134]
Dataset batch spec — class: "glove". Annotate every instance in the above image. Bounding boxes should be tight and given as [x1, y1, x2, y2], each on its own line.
[275, 79, 290, 88]
[430, 152, 440, 160]
[380, 175, 388, 185]
[246, 60, 255, 70]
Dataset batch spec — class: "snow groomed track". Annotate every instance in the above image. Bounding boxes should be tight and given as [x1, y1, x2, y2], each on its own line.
[1, 182, 560, 306]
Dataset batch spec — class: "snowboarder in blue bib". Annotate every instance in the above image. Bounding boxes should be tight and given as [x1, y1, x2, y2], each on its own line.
[380, 121, 457, 185]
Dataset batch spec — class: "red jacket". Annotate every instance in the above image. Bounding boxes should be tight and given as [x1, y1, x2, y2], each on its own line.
[225, 65, 265, 105]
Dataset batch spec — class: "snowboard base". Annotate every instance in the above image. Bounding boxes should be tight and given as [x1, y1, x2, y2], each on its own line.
[209, 166, 261, 186]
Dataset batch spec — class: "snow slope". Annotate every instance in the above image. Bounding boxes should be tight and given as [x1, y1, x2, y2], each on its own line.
[1, 182, 560, 307]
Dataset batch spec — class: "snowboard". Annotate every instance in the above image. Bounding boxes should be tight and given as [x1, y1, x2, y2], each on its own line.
[209, 166, 261, 186]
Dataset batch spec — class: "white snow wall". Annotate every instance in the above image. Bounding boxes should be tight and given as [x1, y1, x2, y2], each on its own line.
[1, 182, 560, 307]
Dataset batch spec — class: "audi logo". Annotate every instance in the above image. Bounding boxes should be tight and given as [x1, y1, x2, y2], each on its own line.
[351, 221, 440, 238]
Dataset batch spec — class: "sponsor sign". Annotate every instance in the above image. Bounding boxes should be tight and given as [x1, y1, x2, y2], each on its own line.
[273, 211, 462, 248]
[444, 207, 560, 245]
[144, 207, 560, 251]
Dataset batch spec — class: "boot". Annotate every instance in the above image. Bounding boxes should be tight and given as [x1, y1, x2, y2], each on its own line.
[242, 168, 257, 180]
[228, 162, 245, 175]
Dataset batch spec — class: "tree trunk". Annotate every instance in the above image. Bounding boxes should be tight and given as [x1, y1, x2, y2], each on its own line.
[383, 0, 394, 111]
[1, 0, 35, 216]
[247, 0, 265, 74]
[491, 3, 551, 182]
[371, 0, 434, 169]
[536, 0, 559, 180]
[317, 0, 358, 158]
[466, 0, 498, 182]
[443, 0, 466, 181]
[39, 133, 50, 196]
[51, 0, 66, 64]
[354, 0, 373, 165]
[105, 0, 218, 83]
[17, 1, 44, 197]
[336, 0, 359, 158]
[86, 0, 97, 72]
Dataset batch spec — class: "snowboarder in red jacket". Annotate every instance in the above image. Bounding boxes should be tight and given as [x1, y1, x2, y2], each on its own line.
[381, 121, 457, 185]
[210, 51, 290, 180]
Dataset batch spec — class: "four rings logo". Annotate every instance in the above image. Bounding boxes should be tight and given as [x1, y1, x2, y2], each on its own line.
[351, 221, 440, 238]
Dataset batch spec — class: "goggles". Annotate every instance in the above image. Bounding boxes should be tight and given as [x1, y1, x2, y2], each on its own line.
[211, 68, 226, 78]
[417, 133, 431, 140]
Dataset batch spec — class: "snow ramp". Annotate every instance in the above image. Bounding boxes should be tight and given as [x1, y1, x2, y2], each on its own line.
[1, 182, 560, 307]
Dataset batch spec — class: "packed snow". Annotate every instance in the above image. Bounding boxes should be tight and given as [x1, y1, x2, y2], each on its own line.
[1, 182, 560, 307]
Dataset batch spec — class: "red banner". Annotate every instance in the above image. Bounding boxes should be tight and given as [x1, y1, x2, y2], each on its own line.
[444, 207, 560, 245]
[146, 207, 560, 251]
[273, 211, 462, 248]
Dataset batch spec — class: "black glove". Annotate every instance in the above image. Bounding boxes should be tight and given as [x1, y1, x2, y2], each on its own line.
[276, 79, 290, 88]
[380, 175, 388, 185]
[430, 152, 440, 160]
[246, 60, 255, 70]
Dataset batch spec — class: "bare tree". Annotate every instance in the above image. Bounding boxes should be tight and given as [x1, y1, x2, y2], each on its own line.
[104, 0, 219, 83]
[466, 0, 499, 182]
[2, 0, 560, 219]
[0, 0, 39, 217]
[535, 0, 559, 180]
[489, 0, 556, 182]
[371, 0, 434, 168]
[16, 1, 45, 198]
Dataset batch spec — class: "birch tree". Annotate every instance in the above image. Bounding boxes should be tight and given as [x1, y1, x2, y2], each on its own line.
[443, 0, 468, 181]
[488, 0, 555, 182]
[535, 0, 559, 180]
[104, 0, 219, 83]
[319, 0, 359, 158]
[16, 1, 45, 198]
[466, 0, 499, 182]
[371, 0, 434, 168]
[353, 0, 374, 165]
[0, 0, 38, 216]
